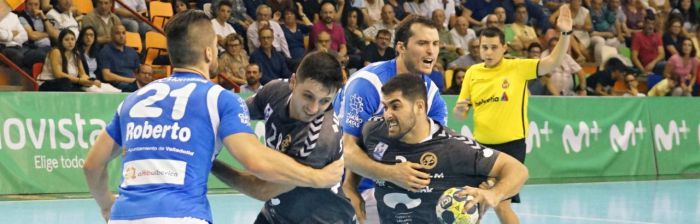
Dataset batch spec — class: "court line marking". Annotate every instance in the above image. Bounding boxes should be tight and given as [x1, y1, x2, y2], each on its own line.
[519, 213, 661, 224]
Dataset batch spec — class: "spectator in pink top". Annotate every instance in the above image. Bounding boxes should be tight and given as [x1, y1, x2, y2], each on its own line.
[310, 1, 348, 58]
[664, 38, 697, 96]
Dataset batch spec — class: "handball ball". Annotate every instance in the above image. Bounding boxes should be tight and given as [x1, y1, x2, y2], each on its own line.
[436, 187, 479, 224]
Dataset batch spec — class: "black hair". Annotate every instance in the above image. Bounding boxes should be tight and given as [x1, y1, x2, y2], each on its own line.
[77, 26, 99, 58]
[478, 27, 506, 45]
[164, 10, 214, 67]
[394, 15, 437, 48]
[56, 29, 80, 75]
[381, 74, 427, 105]
[296, 51, 344, 91]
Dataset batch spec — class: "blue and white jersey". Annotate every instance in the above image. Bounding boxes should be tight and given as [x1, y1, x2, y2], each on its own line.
[105, 72, 253, 222]
[333, 59, 448, 138]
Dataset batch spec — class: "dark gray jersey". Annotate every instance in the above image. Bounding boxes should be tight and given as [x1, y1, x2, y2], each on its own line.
[361, 117, 499, 224]
[247, 79, 355, 224]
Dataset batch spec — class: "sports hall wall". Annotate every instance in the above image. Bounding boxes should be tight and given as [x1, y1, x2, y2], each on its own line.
[0, 92, 698, 194]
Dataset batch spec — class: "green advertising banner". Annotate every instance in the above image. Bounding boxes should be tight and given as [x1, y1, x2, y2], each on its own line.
[0, 92, 698, 194]
[646, 98, 700, 175]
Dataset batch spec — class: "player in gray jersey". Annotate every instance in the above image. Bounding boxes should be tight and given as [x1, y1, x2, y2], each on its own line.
[359, 75, 529, 223]
[212, 51, 355, 224]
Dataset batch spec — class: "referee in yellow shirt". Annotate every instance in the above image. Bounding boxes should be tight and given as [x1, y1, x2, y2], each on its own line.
[453, 4, 574, 224]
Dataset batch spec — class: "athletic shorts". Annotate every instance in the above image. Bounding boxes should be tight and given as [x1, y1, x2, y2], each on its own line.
[109, 217, 208, 224]
[481, 138, 526, 203]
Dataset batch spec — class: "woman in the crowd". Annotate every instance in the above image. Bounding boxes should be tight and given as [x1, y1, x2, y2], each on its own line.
[341, 7, 367, 71]
[37, 30, 95, 91]
[664, 38, 697, 96]
[443, 68, 466, 95]
[281, 7, 312, 61]
[217, 33, 249, 88]
[76, 26, 121, 93]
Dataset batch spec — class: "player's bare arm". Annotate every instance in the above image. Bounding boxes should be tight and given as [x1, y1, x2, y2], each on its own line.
[343, 134, 431, 192]
[341, 170, 366, 223]
[211, 159, 294, 201]
[83, 131, 121, 221]
[538, 4, 573, 76]
[457, 152, 529, 211]
[223, 133, 343, 188]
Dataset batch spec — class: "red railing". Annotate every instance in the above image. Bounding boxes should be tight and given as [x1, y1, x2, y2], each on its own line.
[0, 53, 38, 91]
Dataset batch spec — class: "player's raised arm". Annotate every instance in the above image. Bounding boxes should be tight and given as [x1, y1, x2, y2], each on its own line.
[211, 159, 294, 201]
[223, 133, 343, 188]
[538, 4, 573, 76]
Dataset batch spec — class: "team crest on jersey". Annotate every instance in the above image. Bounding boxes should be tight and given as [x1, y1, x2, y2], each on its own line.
[280, 134, 292, 152]
[502, 78, 510, 89]
[420, 152, 438, 169]
[373, 142, 389, 160]
[264, 104, 273, 121]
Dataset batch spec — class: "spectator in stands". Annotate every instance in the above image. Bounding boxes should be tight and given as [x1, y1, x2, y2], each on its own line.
[174, 0, 190, 14]
[37, 30, 94, 91]
[77, 26, 121, 93]
[433, 9, 460, 69]
[526, 43, 553, 95]
[503, 0, 551, 34]
[450, 17, 476, 56]
[241, 63, 263, 94]
[385, 0, 405, 20]
[589, 0, 623, 63]
[342, 7, 367, 70]
[315, 30, 333, 52]
[448, 38, 481, 69]
[281, 6, 312, 60]
[121, 64, 153, 92]
[484, 14, 502, 30]
[266, 0, 295, 16]
[310, 1, 348, 59]
[586, 57, 628, 96]
[251, 27, 291, 85]
[218, 33, 248, 86]
[244, 0, 266, 19]
[550, 0, 592, 62]
[358, 0, 384, 26]
[664, 38, 696, 96]
[622, 73, 646, 96]
[295, 0, 322, 22]
[542, 37, 587, 96]
[632, 14, 665, 75]
[17, 0, 58, 69]
[443, 67, 465, 95]
[363, 4, 397, 43]
[436, 0, 456, 28]
[464, 0, 501, 26]
[0, 7, 29, 67]
[114, 0, 151, 36]
[98, 25, 141, 91]
[211, 1, 237, 53]
[403, 0, 440, 19]
[647, 76, 676, 96]
[623, 0, 646, 33]
[511, 4, 541, 56]
[609, 0, 630, 39]
[47, 0, 79, 37]
[247, 4, 291, 58]
[362, 29, 395, 65]
[663, 16, 686, 60]
[671, 0, 698, 32]
[82, 0, 122, 45]
[211, 0, 253, 30]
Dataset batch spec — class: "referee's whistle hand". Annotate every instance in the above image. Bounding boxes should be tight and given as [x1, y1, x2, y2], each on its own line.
[452, 99, 471, 120]
[390, 162, 431, 192]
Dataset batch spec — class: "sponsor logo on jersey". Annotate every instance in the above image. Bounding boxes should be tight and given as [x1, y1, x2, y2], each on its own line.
[120, 159, 186, 187]
[280, 134, 292, 152]
[346, 94, 365, 128]
[373, 142, 388, 160]
[420, 152, 438, 169]
[474, 96, 500, 107]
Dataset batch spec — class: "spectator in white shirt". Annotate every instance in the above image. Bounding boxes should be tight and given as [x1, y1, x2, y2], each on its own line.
[247, 5, 291, 58]
[363, 4, 397, 43]
[212, 1, 236, 53]
[46, 0, 79, 37]
[450, 17, 476, 55]
[0, 11, 29, 67]
[114, 0, 151, 36]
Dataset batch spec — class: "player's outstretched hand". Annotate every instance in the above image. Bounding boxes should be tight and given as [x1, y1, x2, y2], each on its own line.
[557, 4, 573, 32]
[456, 186, 502, 213]
[389, 162, 431, 192]
[315, 159, 345, 188]
[452, 98, 471, 120]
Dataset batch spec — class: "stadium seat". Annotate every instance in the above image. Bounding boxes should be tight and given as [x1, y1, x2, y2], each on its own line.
[73, 0, 94, 15]
[444, 69, 454, 89]
[31, 63, 43, 80]
[144, 31, 168, 65]
[125, 31, 143, 53]
[150, 1, 173, 29]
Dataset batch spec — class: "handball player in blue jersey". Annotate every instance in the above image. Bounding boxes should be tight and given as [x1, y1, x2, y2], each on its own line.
[83, 10, 343, 224]
[333, 16, 448, 223]
[210, 51, 356, 223]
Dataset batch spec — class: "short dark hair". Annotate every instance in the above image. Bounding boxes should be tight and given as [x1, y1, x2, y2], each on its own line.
[296, 51, 344, 91]
[528, 42, 542, 52]
[394, 16, 437, 48]
[164, 10, 214, 67]
[478, 27, 506, 45]
[217, 0, 232, 10]
[381, 74, 427, 105]
[604, 57, 627, 72]
[376, 29, 391, 38]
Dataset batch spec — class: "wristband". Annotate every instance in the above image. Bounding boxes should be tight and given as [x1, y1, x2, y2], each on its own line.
[561, 30, 573, 36]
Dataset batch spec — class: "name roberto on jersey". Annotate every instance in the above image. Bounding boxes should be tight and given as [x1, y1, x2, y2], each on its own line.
[125, 121, 192, 142]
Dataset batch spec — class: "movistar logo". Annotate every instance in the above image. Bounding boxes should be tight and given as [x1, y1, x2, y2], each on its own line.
[654, 120, 689, 151]
[562, 121, 601, 154]
[474, 96, 500, 107]
[526, 121, 552, 154]
[609, 121, 646, 152]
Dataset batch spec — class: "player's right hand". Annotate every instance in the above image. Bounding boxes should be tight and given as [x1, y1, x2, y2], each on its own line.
[389, 162, 431, 192]
[345, 189, 366, 223]
[315, 159, 344, 188]
[452, 98, 471, 120]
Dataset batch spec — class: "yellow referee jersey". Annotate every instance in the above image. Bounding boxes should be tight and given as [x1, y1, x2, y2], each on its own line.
[457, 58, 539, 144]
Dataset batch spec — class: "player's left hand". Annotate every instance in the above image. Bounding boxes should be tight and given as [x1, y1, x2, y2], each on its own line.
[456, 186, 503, 213]
[556, 4, 573, 32]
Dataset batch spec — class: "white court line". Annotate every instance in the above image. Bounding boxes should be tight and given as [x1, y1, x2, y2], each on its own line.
[519, 213, 661, 224]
